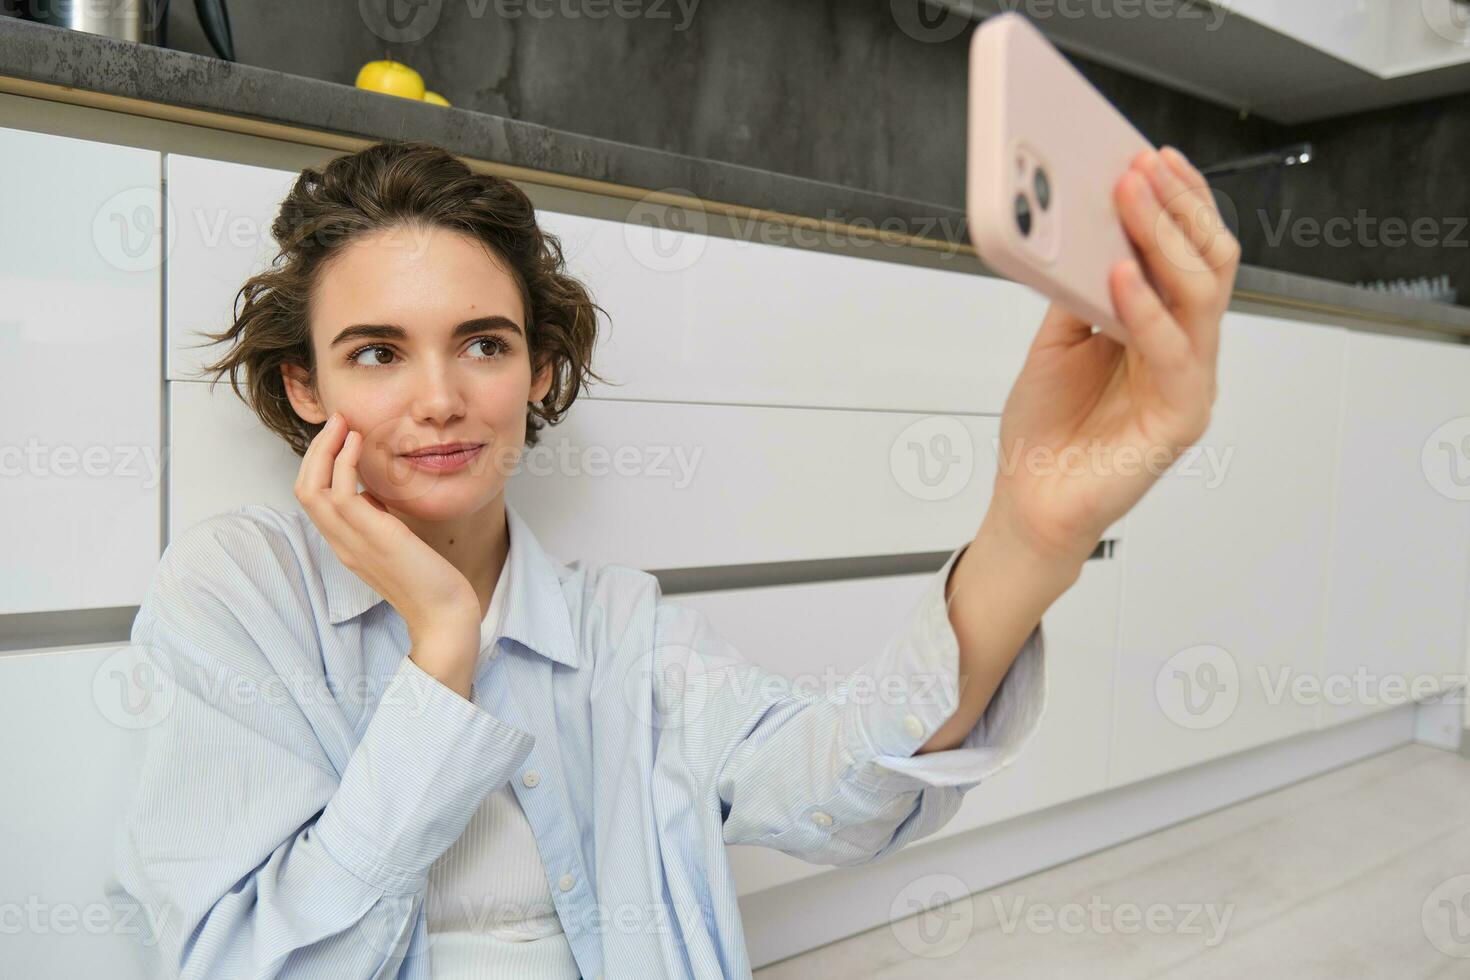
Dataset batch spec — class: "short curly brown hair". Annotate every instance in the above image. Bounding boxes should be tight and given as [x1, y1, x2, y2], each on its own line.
[193, 139, 610, 456]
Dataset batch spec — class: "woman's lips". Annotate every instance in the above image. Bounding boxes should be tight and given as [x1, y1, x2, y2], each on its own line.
[400, 444, 485, 473]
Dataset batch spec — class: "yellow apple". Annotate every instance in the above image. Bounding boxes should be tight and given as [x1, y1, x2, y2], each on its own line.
[423, 91, 451, 106]
[354, 60, 425, 100]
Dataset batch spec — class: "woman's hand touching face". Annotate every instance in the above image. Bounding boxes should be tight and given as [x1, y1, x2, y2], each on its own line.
[990, 145, 1239, 566]
[293, 410, 482, 643]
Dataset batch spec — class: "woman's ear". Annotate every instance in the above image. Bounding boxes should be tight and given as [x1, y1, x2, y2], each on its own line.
[530, 355, 555, 405]
[280, 363, 328, 425]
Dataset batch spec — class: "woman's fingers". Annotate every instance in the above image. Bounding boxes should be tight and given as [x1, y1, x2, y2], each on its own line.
[1160, 146, 1241, 277]
[1140, 149, 1223, 271]
[1110, 258, 1201, 419]
[295, 412, 345, 500]
[1149, 147, 1234, 371]
[1116, 166, 1217, 318]
[330, 427, 362, 509]
[330, 424, 392, 535]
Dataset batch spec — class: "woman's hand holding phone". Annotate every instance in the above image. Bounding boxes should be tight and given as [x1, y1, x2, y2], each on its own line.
[294, 412, 483, 697]
[989, 145, 1237, 568]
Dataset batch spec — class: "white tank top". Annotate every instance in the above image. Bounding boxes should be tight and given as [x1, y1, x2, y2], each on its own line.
[424, 549, 580, 979]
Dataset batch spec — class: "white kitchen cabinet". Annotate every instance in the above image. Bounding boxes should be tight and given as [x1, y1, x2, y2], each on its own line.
[0, 643, 153, 979]
[1319, 330, 1470, 727]
[166, 381, 301, 540]
[506, 397, 1007, 568]
[172, 376, 1128, 566]
[1107, 313, 1347, 787]
[721, 550, 1122, 896]
[164, 154, 298, 382]
[160, 151, 1047, 415]
[0, 127, 162, 614]
[540, 208, 1044, 415]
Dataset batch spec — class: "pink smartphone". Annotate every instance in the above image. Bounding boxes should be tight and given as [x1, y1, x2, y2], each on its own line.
[966, 12, 1155, 345]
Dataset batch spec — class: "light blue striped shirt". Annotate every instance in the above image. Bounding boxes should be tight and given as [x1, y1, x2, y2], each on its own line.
[108, 499, 1046, 979]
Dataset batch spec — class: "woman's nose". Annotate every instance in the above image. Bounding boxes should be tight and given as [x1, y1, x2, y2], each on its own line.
[409, 362, 468, 423]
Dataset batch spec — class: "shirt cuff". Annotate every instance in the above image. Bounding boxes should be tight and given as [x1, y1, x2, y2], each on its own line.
[842, 540, 1049, 794]
[314, 654, 535, 894]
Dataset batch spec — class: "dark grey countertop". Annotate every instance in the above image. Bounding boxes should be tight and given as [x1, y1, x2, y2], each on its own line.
[4, 15, 1468, 338]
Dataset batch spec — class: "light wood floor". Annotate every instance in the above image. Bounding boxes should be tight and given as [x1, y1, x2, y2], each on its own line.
[754, 743, 1470, 979]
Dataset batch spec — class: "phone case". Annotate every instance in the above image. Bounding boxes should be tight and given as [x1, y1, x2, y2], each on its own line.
[966, 12, 1154, 345]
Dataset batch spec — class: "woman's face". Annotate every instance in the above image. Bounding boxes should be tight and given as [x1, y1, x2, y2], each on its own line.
[282, 223, 552, 524]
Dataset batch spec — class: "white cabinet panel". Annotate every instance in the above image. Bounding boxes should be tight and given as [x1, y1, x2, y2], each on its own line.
[160, 151, 1046, 414]
[170, 378, 1006, 563]
[172, 377, 1123, 565]
[0, 644, 152, 980]
[1320, 331, 1470, 727]
[717, 555, 1121, 896]
[167, 381, 301, 540]
[540, 208, 1044, 415]
[164, 154, 298, 382]
[1108, 313, 1346, 787]
[507, 398, 1007, 568]
[1, 127, 162, 614]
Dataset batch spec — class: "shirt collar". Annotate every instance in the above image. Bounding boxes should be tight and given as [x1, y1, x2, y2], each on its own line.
[303, 499, 580, 669]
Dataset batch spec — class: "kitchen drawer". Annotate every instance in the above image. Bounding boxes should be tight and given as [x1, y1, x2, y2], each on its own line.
[0, 126, 162, 614]
[506, 398, 1015, 568]
[161, 152, 1044, 414]
[170, 378, 1042, 567]
[170, 378, 1126, 567]
[540, 208, 1043, 414]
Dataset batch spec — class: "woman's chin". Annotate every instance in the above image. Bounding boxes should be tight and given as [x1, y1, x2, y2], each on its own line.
[366, 474, 499, 524]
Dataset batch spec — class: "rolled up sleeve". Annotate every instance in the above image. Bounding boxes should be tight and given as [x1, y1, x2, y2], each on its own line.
[660, 540, 1049, 869]
[843, 539, 1047, 794]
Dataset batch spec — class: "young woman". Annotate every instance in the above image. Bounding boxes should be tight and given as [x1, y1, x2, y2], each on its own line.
[111, 139, 1235, 979]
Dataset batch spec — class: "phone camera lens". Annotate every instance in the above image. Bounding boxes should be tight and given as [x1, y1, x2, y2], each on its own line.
[1034, 167, 1051, 211]
[1014, 193, 1032, 237]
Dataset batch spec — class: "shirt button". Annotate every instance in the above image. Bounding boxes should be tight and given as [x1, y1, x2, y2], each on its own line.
[522, 769, 540, 788]
[559, 873, 576, 892]
[810, 810, 833, 828]
[903, 714, 926, 740]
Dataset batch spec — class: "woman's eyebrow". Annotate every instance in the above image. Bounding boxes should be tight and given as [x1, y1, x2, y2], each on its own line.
[328, 314, 523, 350]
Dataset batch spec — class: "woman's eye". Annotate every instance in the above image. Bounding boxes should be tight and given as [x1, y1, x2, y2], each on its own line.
[345, 336, 506, 368]
[348, 345, 393, 367]
[469, 336, 509, 359]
